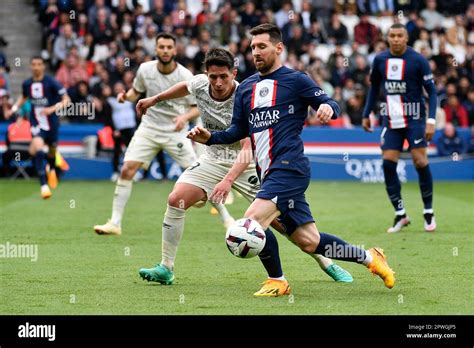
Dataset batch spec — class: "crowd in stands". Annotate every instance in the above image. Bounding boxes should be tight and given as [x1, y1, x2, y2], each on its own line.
[0, 0, 473, 155]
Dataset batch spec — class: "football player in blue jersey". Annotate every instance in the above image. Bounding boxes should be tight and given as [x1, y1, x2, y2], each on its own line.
[362, 24, 437, 233]
[6, 56, 70, 199]
[188, 24, 396, 296]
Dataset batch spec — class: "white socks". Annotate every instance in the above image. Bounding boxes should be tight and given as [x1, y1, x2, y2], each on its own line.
[362, 250, 373, 266]
[312, 254, 333, 269]
[161, 204, 186, 271]
[111, 178, 133, 226]
[395, 208, 406, 216]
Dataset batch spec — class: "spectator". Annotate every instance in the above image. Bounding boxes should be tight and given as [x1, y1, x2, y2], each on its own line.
[0, 66, 10, 95]
[87, 0, 111, 28]
[240, 2, 260, 29]
[443, 95, 469, 128]
[221, 9, 245, 45]
[350, 55, 370, 87]
[436, 123, 468, 156]
[463, 87, 474, 127]
[78, 33, 95, 61]
[413, 29, 432, 56]
[286, 25, 309, 57]
[327, 13, 349, 45]
[420, 0, 444, 32]
[300, 0, 316, 31]
[142, 24, 158, 56]
[66, 80, 95, 123]
[90, 7, 114, 45]
[354, 14, 380, 49]
[55, 53, 89, 89]
[274, 1, 292, 29]
[52, 23, 79, 67]
[346, 95, 364, 126]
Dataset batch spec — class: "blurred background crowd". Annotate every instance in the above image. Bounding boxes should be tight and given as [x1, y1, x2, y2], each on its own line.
[0, 0, 473, 157]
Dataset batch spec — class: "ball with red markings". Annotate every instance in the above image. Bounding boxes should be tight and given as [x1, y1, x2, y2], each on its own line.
[225, 218, 266, 258]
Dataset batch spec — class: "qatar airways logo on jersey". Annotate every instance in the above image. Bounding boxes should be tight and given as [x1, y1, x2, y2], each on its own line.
[249, 109, 280, 128]
[385, 81, 407, 94]
[30, 98, 49, 107]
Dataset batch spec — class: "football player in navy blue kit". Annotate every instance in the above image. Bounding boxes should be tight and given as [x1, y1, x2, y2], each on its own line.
[188, 24, 396, 296]
[6, 56, 70, 199]
[362, 24, 437, 233]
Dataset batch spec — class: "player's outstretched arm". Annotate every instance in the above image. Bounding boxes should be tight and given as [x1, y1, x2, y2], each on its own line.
[210, 138, 253, 204]
[5, 95, 27, 119]
[117, 88, 141, 103]
[136, 81, 190, 117]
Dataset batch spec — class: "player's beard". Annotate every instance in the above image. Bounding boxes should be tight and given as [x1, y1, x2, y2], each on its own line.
[157, 54, 176, 65]
[255, 55, 276, 74]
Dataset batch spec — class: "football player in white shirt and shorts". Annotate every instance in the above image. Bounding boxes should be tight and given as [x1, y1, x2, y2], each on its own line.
[94, 33, 234, 236]
[134, 48, 353, 287]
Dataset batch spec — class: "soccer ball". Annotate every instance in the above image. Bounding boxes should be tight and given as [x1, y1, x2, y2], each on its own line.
[225, 218, 266, 258]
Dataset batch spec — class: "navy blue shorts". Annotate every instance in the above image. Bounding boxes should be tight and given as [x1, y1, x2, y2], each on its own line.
[256, 169, 314, 235]
[380, 126, 426, 151]
[32, 126, 58, 147]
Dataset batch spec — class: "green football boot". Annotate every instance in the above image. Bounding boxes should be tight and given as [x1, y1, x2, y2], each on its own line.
[139, 263, 175, 285]
[324, 264, 353, 283]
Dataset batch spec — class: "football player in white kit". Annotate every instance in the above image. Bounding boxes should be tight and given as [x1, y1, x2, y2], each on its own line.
[134, 48, 353, 285]
[94, 33, 233, 235]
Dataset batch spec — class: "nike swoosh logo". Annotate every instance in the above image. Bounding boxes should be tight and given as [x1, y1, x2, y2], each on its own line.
[414, 138, 423, 144]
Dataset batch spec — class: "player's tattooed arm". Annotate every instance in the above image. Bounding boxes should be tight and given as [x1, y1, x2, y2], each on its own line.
[210, 138, 253, 204]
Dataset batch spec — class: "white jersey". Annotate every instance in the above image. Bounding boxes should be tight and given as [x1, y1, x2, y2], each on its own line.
[133, 61, 196, 134]
[187, 74, 249, 165]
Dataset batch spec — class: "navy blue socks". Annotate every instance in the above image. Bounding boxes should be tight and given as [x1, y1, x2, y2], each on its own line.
[416, 165, 433, 210]
[35, 150, 47, 186]
[314, 232, 367, 264]
[383, 159, 404, 214]
[258, 228, 283, 278]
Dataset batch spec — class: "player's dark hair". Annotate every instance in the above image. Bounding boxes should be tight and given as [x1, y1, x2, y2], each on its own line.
[155, 32, 177, 44]
[249, 23, 282, 44]
[204, 48, 235, 70]
[388, 23, 408, 33]
[30, 55, 44, 63]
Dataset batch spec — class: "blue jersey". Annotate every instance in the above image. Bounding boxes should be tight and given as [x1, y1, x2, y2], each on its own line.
[22, 75, 66, 131]
[207, 66, 340, 179]
[362, 47, 437, 129]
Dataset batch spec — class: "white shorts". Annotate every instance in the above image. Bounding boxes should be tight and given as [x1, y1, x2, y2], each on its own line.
[176, 155, 260, 204]
[124, 124, 197, 169]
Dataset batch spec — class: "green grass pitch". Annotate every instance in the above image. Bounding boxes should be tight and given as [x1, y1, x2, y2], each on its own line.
[0, 180, 472, 315]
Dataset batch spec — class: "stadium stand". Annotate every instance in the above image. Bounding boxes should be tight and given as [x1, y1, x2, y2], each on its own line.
[0, 0, 473, 180]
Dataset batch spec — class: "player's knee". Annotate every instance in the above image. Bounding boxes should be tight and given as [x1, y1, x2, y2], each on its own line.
[120, 163, 137, 180]
[413, 157, 428, 168]
[167, 191, 186, 210]
[293, 233, 319, 254]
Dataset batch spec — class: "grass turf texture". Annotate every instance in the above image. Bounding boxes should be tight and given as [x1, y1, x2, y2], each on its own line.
[0, 180, 472, 315]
